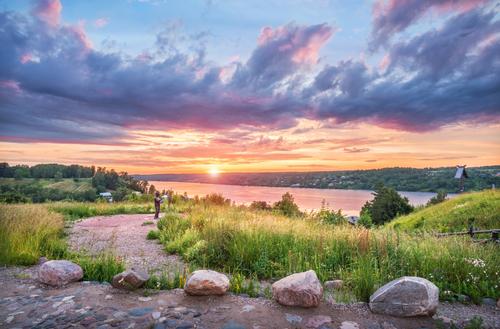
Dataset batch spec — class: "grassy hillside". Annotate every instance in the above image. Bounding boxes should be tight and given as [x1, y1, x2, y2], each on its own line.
[0, 178, 93, 192]
[387, 190, 500, 232]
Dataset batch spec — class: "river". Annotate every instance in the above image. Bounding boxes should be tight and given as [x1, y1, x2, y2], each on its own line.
[150, 181, 440, 215]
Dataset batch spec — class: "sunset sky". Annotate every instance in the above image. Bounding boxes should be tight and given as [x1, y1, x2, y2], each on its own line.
[0, 0, 499, 174]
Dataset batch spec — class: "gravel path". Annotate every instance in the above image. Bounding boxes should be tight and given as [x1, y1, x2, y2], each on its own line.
[68, 213, 185, 275]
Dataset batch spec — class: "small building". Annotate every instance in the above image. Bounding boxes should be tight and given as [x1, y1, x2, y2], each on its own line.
[454, 165, 468, 192]
[99, 192, 113, 202]
[347, 215, 359, 225]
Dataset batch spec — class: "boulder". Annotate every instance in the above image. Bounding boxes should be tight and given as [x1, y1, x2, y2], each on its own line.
[369, 276, 439, 317]
[112, 269, 149, 291]
[38, 260, 83, 286]
[272, 270, 323, 307]
[324, 279, 343, 290]
[184, 270, 229, 295]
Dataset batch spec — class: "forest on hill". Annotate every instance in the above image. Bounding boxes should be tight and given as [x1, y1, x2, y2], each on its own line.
[135, 166, 500, 193]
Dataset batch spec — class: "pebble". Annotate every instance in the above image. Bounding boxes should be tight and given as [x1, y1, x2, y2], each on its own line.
[241, 305, 255, 312]
[138, 297, 152, 302]
[306, 315, 332, 328]
[128, 307, 154, 317]
[151, 311, 161, 320]
[285, 313, 302, 325]
[221, 320, 246, 329]
[176, 321, 194, 329]
[62, 295, 74, 302]
[6, 316, 14, 324]
[105, 295, 113, 300]
[340, 321, 359, 329]
[153, 323, 166, 329]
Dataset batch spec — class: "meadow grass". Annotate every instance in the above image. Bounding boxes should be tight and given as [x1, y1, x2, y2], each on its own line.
[0, 203, 126, 282]
[158, 203, 500, 302]
[388, 190, 500, 232]
[0, 204, 67, 265]
[49, 201, 155, 221]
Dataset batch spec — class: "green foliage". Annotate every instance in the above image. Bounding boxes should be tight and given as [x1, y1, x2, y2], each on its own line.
[273, 192, 302, 217]
[427, 190, 448, 206]
[0, 204, 66, 265]
[313, 201, 345, 225]
[157, 202, 500, 302]
[229, 273, 260, 297]
[146, 230, 160, 240]
[388, 190, 500, 232]
[361, 184, 413, 225]
[49, 202, 154, 221]
[199, 193, 231, 206]
[249, 201, 272, 211]
[73, 253, 125, 282]
[144, 270, 187, 290]
[357, 212, 373, 228]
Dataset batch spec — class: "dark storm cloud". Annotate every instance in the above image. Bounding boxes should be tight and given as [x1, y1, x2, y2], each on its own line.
[0, 0, 499, 144]
[369, 0, 489, 50]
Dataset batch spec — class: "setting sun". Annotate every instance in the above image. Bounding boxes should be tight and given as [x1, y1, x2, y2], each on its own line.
[208, 166, 221, 177]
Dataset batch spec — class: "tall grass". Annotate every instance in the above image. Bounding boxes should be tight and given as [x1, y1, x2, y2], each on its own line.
[1, 204, 125, 282]
[49, 201, 155, 221]
[158, 204, 500, 302]
[0, 204, 67, 264]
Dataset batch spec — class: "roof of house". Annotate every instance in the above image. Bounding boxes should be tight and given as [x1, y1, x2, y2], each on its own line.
[99, 192, 112, 197]
[454, 166, 468, 179]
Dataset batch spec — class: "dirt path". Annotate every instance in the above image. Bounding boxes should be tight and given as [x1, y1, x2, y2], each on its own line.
[68, 213, 185, 275]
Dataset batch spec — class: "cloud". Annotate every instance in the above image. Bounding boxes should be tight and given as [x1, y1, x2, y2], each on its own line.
[370, 0, 489, 49]
[0, 0, 499, 145]
[232, 23, 334, 91]
[32, 0, 62, 27]
[94, 17, 108, 28]
[313, 8, 500, 131]
[344, 147, 370, 153]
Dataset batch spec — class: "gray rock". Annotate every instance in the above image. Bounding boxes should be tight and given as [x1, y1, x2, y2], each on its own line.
[153, 324, 166, 329]
[285, 313, 303, 325]
[112, 269, 149, 291]
[482, 298, 496, 306]
[151, 311, 161, 320]
[339, 322, 359, 329]
[184, 270, 229, 296]
[324, 280, 343, 290]
[128, 307, 154, 317]
[176, 322, 194, 329]
[272, 270, 323, 307]
[369, 276, 439, 317]
[306, 315, 332, 328]
[38, 260, 83, 286]
[221, 320, 246, 329]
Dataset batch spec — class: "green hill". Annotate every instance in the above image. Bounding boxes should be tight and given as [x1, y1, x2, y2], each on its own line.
[387, 190, 500, 232]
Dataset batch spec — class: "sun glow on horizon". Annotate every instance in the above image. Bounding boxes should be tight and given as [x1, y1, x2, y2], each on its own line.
[208, 165, 221, 177]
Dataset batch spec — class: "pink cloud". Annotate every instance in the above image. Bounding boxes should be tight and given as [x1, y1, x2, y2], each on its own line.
[32, 0, 62, 27]
[20, 53, 33, 64]
[94, 17, 109, 28]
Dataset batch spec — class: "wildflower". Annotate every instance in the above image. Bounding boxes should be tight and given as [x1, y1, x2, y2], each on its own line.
[465, 258, 486, 268]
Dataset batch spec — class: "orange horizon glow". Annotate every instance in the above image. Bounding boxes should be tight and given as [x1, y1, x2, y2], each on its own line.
[1, 120, 499, 174]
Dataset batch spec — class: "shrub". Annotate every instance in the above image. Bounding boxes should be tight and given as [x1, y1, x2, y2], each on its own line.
[273, 192, 301, 217]
[361, 184, 413, 225]
[146, 230, 160, 240]
[249, 201, 272, 211]
[427, 190, 448, 206]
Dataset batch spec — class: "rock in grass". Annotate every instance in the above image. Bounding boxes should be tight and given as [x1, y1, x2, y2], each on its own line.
[112, 269, 149, 291]
[38, 260, 83, 286]
[184, 270, 229, 296]
[324, 279, 343, 290]
[369, 276, 439, 317]
[272, 270, 323, 307]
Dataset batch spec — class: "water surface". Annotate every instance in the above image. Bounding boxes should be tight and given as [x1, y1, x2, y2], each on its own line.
[151, 181, 439, 215]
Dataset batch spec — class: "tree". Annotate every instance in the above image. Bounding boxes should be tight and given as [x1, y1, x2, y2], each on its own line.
[426, 190, 447, 206]
[273, 192, 301, 217]
[148, 184, 156, 195]
[361, 184, 413, 225]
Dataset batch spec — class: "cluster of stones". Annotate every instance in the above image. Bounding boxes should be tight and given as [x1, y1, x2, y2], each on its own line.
[37, 259, 439, 319]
